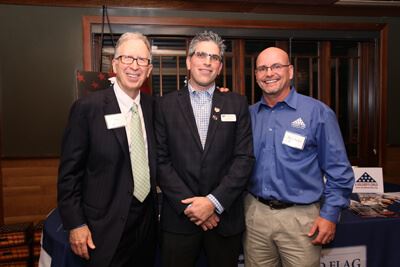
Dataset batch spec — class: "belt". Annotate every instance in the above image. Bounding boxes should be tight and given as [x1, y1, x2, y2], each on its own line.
[251, 194, 294, 209]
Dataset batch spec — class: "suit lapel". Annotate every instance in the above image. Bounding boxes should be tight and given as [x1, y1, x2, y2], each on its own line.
[103, 88, 130, 157]
[177, 87, 203, 151]
[140, 93, 152, 149]
[140, 93, 157, 188]
[203, 90, 225, 156]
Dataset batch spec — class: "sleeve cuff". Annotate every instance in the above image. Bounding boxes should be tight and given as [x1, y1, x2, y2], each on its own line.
[207, 194, 224, 214]
[320, 205, 341, 223]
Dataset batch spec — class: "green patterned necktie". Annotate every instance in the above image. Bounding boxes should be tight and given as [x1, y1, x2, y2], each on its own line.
[130, 103, 150, 202]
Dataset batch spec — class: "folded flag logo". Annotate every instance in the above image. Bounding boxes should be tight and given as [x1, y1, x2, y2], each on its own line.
[355, 172, 378, 190]
[291, 118, 306, 129]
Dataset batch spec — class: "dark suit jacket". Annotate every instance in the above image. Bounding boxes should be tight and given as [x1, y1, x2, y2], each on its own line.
[155, 87, 254, 236]
[57, 87, 158, 267]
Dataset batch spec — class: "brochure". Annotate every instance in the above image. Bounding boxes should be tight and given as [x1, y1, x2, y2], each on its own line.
[349, 192, 400, 218]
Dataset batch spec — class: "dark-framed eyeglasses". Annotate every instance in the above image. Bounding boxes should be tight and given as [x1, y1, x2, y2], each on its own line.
[191, 51, 222, 63]
[255, 63, 291, 73]
[116, 55, 151, 66]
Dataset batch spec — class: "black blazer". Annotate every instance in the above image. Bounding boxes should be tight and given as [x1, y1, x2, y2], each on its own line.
[57, 87, 158, 267]
[155, 87, 254, 236]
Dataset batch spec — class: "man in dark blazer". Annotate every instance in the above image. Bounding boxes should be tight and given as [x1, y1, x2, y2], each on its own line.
[57, 32, 158, 267]
[156, 31, 254, 267]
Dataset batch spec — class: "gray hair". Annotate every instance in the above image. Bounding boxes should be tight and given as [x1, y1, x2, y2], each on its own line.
[114, 32, 152, 60]
[188, 30, 226, 58]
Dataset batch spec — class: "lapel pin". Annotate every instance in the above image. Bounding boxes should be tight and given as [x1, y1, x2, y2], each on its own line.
[214, 107, 220, 113]
[212, 115, 218, 121]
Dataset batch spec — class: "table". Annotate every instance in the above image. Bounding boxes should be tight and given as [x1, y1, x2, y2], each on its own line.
[41, 209, 86, 267]
[41, 184, 400, 267]
[323, 205, 400, 267]
[323, 182, 400, 267]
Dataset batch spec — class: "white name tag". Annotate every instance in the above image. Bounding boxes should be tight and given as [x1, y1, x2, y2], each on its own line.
[221, 114, 236, 122]
[282, 131, 306, 150]
[104, 113, 126, 129]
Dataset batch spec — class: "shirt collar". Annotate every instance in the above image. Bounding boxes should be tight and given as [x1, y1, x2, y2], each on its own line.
[188, 83, 215, 98]
[257, 86, 298, 112]
[113, 80, 141, 114]
[284, 86, 298, 109]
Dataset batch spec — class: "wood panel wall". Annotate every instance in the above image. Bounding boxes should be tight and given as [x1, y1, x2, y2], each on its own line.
[1, 158, 58, 224]
[384, 146, 400, 185]
[0, 151, 399, 224]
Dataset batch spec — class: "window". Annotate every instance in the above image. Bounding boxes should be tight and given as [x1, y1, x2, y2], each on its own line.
[84, 16, 384, 166]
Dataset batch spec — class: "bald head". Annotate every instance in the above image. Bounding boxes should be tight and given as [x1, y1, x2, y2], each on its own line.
[256, 47, 290, 67]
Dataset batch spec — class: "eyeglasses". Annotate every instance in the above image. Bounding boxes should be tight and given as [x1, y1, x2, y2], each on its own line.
[255, 63, 290, 73]
[116, 55, 151, 66]
[191, 51, 222, 63]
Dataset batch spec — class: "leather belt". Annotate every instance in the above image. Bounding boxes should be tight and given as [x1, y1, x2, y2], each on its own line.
[252, 194, 294, 209]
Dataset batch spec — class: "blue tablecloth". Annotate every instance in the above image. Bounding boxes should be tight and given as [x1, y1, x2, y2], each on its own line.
[324, 183, 400, 267]
[325, 209, 400, 267]
[42, 209, 86, 267]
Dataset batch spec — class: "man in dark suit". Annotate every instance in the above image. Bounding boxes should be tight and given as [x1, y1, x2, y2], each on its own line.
[155, 30, 254, 267]
[57, 32, 158, 267]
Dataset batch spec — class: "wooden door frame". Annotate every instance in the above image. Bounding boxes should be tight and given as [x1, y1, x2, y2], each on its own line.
[81, 15, 387, 167]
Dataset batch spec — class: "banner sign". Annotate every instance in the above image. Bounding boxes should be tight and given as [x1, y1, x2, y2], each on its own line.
[321, 245, 366, 267]
[352, 167, 384, 193]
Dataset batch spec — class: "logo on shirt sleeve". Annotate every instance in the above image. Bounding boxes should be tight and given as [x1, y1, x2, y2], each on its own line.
[291, 117, 306, 129]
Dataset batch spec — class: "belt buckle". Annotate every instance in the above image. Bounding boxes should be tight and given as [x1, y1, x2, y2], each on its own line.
[269, 200, 291, 209]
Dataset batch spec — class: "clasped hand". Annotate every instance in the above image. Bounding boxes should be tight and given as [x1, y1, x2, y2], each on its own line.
[182, 196, 220, 231]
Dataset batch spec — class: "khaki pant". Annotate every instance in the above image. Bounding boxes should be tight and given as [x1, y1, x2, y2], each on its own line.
[243, 194, 321, 267]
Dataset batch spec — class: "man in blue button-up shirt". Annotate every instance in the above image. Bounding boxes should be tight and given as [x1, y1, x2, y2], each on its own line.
[243, 47, 354, 267]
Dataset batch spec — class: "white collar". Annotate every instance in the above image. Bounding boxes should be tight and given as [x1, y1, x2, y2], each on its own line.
[112, 78, 141, 114]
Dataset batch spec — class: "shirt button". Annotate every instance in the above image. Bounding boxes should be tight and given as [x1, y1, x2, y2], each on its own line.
[268, 128, 272, 131]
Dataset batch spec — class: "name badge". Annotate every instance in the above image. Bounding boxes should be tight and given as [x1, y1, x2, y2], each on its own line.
[221, 114, 236, 122]
[282, 131, 306, 150]
[104, 113, 126, 129]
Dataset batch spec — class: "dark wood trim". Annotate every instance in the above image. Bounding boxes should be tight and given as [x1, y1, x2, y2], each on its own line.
[358, 42, 369, 166]
[82, 16, 92, 71]
[1, 0, 400, 17]
[159, 55, 163, 96]
[357, 40, 382, 167]
[318, 41, 331, 106]
[232, 39, 246, 95]
[82, 15, 384, 70]
[82, 15, 388, 168]
[0, 117, 4, 225]
[83, 15, 384, 31]
[379, 25, 388, 167]
[334, 57, 339, 115]
[0, 156, 3, 225]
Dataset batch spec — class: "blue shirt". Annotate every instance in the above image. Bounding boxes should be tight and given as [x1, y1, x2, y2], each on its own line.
[248, 88, 354, 223]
